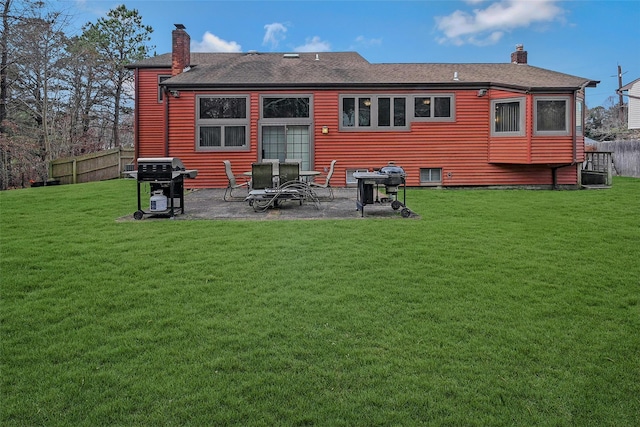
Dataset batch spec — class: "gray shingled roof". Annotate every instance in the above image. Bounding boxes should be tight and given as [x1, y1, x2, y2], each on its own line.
[129, 52, 598, 91]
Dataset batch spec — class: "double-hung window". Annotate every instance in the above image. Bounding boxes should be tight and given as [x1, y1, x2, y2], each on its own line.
[196, 96, 249, 150]
[534, 96, 570, 136]
[492, 98, 525, 136]
[340, 95, 408, 130]
[413, 95, 454, 121]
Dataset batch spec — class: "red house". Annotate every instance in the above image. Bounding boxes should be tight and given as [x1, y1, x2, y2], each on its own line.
[127, 25, 599, 189]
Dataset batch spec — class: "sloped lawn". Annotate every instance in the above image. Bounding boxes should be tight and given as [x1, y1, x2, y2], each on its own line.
[1, 178, 639, 426]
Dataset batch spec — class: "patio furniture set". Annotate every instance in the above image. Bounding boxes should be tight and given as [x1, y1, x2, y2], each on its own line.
[223, 159, 337, 212]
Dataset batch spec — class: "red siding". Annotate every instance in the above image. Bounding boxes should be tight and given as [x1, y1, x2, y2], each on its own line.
[136, 69, 167, 158]
[134, 70, 582, 188]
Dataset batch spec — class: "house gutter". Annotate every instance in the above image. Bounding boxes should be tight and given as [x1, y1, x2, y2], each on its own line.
[617, 89, 640, 101]
[164, 87, 170, 156]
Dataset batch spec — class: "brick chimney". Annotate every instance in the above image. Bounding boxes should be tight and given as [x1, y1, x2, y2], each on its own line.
[172, 24, 190, 76]
[511, 44, 527, 64]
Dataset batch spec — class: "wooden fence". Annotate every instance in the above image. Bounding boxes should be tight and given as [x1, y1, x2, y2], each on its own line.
[50, 147, 135, 185]
[589, 140, 640, 178]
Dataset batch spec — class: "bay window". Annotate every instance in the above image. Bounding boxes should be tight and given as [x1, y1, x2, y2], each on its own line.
[492, 98, 525, 136]
[535, 97, 570, 135]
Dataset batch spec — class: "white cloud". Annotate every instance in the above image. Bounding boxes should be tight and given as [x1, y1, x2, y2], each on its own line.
[435, 0, 564, 46]
[293, 36, 331, 53]
[191, 32, 242, 52]
[354, 35, 383, 47]
[263, 23, 288, 49]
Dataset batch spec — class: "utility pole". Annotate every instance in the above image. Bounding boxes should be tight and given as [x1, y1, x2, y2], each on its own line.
[617, 65, 625, 122]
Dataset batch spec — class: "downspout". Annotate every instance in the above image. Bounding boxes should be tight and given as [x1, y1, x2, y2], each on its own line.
[552, 83, 590, 189]
[164, 87, 169, 157]
[572, 91, 577, 163]
[134, 68, 140, 162]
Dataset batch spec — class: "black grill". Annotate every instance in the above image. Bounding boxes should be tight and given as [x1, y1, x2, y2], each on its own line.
[129, 157, 198, 220]
[379, 164, 406, 188]
[353, 162, 411, 218]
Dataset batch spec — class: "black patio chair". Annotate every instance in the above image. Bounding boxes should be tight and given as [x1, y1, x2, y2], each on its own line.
[251, 162, 274, 190]
[278, 162, 300, 186]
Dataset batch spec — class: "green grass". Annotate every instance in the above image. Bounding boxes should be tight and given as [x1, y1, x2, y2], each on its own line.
[1, 178, 639, 426]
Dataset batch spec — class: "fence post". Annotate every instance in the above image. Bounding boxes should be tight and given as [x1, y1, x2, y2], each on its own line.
[72, 159, 77, 184]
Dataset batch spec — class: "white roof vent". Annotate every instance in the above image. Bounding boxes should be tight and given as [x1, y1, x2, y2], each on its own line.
[283, 53, 300, 58]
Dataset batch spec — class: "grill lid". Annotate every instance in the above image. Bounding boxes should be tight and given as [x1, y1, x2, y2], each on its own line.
[380, 162, 405, 175]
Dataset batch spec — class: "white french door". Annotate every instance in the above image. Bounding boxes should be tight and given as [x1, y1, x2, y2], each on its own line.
[261, 125, 311, 171]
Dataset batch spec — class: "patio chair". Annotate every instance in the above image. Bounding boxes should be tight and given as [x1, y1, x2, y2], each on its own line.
[223, 160, 249, 201]
[262, 159, 279, 176]
[285, 158, 303, 168]
[309, 160, 336, 200]
[279, 162, 300, 186]
[251, 162, 274, 190]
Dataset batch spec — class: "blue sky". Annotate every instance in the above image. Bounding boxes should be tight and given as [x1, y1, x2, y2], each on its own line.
[67, 0, 640, 108]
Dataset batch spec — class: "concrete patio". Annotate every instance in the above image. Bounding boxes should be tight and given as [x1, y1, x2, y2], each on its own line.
[123, 187, 419, 221]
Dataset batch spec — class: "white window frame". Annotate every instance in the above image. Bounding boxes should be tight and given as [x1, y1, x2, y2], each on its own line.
[491, 97, 526, 137]
[534, 96, 571, 136]
[412, 94, 455, 122]
[196, 95, 250, 151]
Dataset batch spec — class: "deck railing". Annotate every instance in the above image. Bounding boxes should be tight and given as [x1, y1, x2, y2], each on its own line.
[582, 151, 612, 186]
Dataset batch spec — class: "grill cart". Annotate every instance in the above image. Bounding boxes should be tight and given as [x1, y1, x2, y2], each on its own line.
[353, 162, 411, 218]
[126, 157, 197, 220]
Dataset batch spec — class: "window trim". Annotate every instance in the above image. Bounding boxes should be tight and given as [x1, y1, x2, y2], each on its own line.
[491, 97, 526, 137]
[420, 168, 443, 185]
[195, 95, 250, 151]
[412, 94, 455, 123]
[534, 96, 571, 136]
[260, 94, 313, 124]
[339, 94, 411, 131]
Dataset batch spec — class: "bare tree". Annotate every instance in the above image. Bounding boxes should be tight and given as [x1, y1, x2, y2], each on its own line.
[586, 97, 640, 142]
[10, 2, 71, 181]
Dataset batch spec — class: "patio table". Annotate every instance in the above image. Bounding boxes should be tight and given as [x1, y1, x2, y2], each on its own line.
[243, 170, 320, 178]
